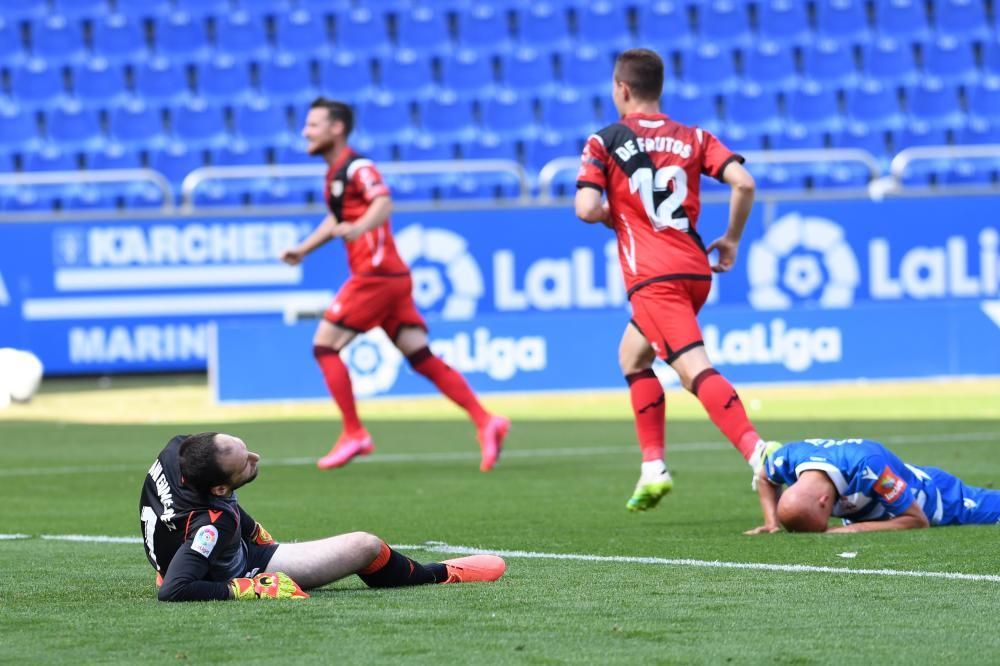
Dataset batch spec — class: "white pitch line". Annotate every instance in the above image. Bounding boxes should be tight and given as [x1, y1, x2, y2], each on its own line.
[5, 534, 999, 584]
[1, 431, 998, 479]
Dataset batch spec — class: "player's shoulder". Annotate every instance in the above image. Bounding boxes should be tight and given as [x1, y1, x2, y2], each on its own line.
[590, 121, 637, 148]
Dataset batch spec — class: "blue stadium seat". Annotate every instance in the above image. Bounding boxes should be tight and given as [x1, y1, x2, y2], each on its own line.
[233, 0, 294, 17]
[47, 99, 105, 150]
[274, 142, 315, 165]
[420, 92, 477, 141]
[460, 131, 520, 161]
[515, 4, 571, 51]
[815, 0, 872, 45]
[173, 0, 232, 19]
[296, 0, 352, 19]
[440, 48, 496, 100]
[0, 17, 29, 68]
[830, 121, 890, 155]
[636, 1, 695, 54]
[72, 58, 129, 109]
[134, 57, 192, 105]
[562, 46, 614, 97]
[211, 139, 269, 166]
[743, 40, 799, 92]
[170, 98, 230, 148]
[456, 3, 513, 55]
[378, 49, 437, 100]
[893, 118, 949, 150]
[192, 181, 242, 207]
[985, 38, 1000, 73]
[358, 93, 416, 143]
[906, 77, 966, 130]
[723, 84, 782, 135]
[250, 178, 311, 206]
[148, 141, 205, 186]
[2, 0, 49, 22]
[802, 38, 860, 89]
[664, 84, 720, 132]
[499, 47, 558, 98]
[942, 159, 994, 185]
[968, 77, 1000, 123]
[714, 125, 765, 151]
[922, 36, 980, 86]
[815, 162, 872, 188]
[482, 88, 537, 140]
[872, 0, 931, 45]
[698, 0, 753, 48]
[61, 184, 114, 211]
[154, 13, 212, 63]
[91, 13, 149, 65]
[846, 79, 905, 131]
[232, 97, 292, 143]
[576, 1, 632, 52]
[861, 36, 919, 88]
[123, 181, 168, 208]
[109, 98, 169, 147]
[10, 59, 68, 108]
[274, 10, 332, 58]
[259, 53, 317, 105]
[87, 142, 142, 170]
[679, 44, 739, 94]
[347, 133, 394, 163]
[770, 122, 827, 150]
[754, 163, 810, 190]
[317, 52, 375, 105]
[196, 55, 254, 103]
[934, 0, 991, 42]
[30, 15, 88, 65]
[540, 89, 599, 135]
[115, 0, 171, 18]
[0, 105, 42, 152]
[786, 81, 843, 132]
[23, 144, 77, 172]
[958, 117, 1000, 144]
[397, 6, 452, 55]
[52, 0, 111, 19]
[214, 11, 270, 59]
[757, 0, 812, 47]
[398, 133, 455, 161]
[523, 130, 579, 172]
[383, 173, 436, 202]
[335, 8, 392, 57]
[1, 187, 57, 212]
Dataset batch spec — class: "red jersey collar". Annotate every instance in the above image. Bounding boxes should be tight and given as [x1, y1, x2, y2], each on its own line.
[327, 146, 356, 174]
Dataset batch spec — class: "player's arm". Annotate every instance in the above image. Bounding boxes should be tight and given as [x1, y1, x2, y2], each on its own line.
[280, 213, 339, 265]
[340, 194, 392, 241]
[574, 187, 610, 226]
[827, 502, 929, 533]
[745, 468, 782, 535]
[238, 505, 277, 546]
[706, 160, 755, 273]
[157, 514, 238, 602]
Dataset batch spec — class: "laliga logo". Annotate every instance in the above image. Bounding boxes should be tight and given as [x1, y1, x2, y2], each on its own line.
[342, 329, 403, 398]
[395, 224, 483, 320]
[747, 213, 860, 310]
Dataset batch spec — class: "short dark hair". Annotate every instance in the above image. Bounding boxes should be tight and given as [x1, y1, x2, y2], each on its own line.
[310, 97, 354, 137]
[179, 432, 228, 495]
[614, 48, 664, 101]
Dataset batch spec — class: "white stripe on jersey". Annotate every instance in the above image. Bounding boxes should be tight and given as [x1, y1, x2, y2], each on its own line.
[637, 119, 665, 128]
[588, 133, 605, 146]
[695, 127, 704, 144]
[794, 461, 849, 495]
[346, 158, 374, 180]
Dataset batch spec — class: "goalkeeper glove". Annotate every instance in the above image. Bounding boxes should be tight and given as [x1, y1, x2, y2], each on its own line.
[229, 572, 309, 600]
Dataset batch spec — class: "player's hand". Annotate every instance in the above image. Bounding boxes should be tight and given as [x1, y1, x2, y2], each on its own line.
[743, 524, 781, 535]
[280, 248, 304, 266]
[230, 572, 309, 600]
[706, 236, 739, 273]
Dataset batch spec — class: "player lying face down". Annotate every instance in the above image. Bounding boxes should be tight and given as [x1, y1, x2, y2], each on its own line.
[746, 438, 1000, 534]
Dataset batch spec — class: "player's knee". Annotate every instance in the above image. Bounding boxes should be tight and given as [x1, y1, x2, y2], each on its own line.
[347, 531, 383, 561]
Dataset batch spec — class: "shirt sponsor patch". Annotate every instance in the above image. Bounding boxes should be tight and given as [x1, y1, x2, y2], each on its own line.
[190, 525, 219, 558]
[873, 466, 907, 503]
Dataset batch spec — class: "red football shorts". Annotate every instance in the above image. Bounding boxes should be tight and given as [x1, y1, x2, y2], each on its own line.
[629, 277, 712, 363]
[324, 274, 427, 340]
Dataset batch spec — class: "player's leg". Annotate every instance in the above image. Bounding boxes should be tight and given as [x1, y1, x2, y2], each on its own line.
[620, 319, 672, 512]
[388, 286, 510, 472]
[264, 532, 505, 589]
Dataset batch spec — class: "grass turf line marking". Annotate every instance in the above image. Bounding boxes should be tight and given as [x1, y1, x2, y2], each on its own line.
[6, 534, 1000, 584]
[2, 431, 999, 478]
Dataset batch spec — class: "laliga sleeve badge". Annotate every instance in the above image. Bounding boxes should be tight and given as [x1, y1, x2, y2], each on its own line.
[191, 525, 219, 558]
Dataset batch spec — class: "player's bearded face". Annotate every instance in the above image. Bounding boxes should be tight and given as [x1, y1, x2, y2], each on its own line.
[303, 110, 339, 155]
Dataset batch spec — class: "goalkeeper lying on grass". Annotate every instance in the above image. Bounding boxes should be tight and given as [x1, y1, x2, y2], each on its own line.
[140, 432, 505, 602]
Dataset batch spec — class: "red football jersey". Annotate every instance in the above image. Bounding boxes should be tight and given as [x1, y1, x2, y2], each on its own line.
[576, 112, 743, 296]
[324, 148, 409, 276]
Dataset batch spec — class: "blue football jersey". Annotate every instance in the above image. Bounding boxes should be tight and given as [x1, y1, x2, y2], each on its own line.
[764, 438, 944, 525]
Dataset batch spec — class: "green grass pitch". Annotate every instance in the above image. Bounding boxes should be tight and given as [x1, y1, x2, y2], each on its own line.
[2, 377, 999, 664]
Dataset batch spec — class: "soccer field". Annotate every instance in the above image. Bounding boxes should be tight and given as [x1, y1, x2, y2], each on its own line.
[2, 376, 1000, 664]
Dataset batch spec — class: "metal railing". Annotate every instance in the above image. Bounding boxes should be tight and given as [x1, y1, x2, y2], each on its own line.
[179, 159, 531, 212]
[0, 169, 175, 211]
[864, 144, 1000, 200]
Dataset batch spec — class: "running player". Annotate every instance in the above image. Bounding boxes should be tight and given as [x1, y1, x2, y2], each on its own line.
[575, 48, 772, 512]
[280, 98, 509, 471]
[140, 432, 506, 601]
[746, 437, 1000, 533]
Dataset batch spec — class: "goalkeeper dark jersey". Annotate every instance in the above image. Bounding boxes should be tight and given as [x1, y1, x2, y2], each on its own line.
[139, 436, 278, 601]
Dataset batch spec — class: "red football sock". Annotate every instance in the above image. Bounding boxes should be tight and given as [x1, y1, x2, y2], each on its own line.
[313, 345, 363, 434]
[691, 368, 759, 461]
[407, 347, 490, 428]
[626, 369, 665, 462]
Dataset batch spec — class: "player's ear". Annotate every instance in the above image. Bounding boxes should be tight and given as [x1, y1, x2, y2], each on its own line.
[209, 483, 230, 498]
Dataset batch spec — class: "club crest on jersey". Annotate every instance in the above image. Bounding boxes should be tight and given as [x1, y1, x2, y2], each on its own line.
[330, 180, 344, 198]
[191, 525, 219, 558]
[873, 466, 907, 503]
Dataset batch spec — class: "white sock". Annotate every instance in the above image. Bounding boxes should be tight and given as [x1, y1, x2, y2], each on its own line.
[641, 459, 668, 480]
[748, 439, 766, 468]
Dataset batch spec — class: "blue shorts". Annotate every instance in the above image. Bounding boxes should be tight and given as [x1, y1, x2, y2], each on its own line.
[924, 467, 1000, 526]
